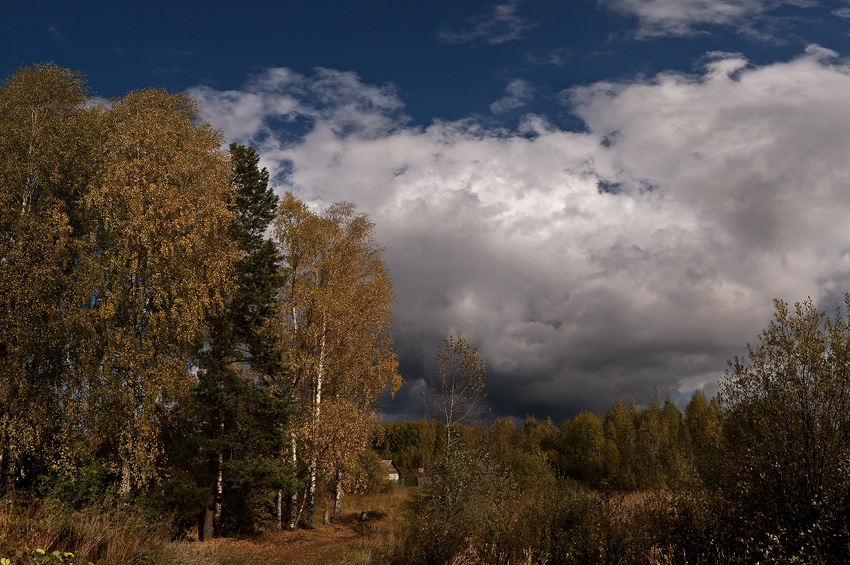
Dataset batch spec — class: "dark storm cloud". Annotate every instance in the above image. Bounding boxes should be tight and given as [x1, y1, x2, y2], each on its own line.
[193, 48, 850, 421]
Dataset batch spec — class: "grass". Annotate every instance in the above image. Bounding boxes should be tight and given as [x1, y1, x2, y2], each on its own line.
[0, 494, 171, 564]
[1, 486, 745, 564]
[0, 488, 415, 564]
[161, 487, 414, 565]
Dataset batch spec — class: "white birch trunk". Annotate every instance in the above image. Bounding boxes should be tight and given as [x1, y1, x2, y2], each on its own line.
[306, 316, 326, 530]
[277, 490, 283, 531]
[120, 460, 131, 495]
[288, 435, 298, 530]
[287, 305, 300, 531]
[214, 451, 223, 525]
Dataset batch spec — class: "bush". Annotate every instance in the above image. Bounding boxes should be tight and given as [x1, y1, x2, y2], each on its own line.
[720, 297, 850, 561]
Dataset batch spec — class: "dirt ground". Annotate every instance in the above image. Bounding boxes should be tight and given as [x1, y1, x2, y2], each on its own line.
[167, 490, 411, 565]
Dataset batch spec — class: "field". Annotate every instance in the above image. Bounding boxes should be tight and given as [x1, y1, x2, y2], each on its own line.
[0, 489, 413, 565]
[157, 489, 412, 565]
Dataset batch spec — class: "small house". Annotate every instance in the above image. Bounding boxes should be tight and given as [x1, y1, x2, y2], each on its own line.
[382, 459, 403, 486]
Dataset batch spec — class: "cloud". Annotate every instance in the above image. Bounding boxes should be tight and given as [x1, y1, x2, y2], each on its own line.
[490, 79, 534, 113]
[192, 47, 850, 422]
[48, 23, 62, 41]
[598, 0, 815, 38]
[437, 1, 537, 45]
[526, 48, 572, 67]
[192, 68, 405, 174]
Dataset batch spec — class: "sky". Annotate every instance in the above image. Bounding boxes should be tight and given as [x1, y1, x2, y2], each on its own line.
[6, 0, 850, 423]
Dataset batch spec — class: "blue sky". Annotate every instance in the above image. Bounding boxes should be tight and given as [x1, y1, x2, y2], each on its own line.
[6, 0, 850, 422]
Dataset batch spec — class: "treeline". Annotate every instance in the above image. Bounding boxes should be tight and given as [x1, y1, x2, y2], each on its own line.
[377, 390, 719, 494]
[376, 299, 850, 564]
[0, 63, 399, 544]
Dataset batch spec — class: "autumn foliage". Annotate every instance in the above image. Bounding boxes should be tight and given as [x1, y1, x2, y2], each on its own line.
[0, 64, 401, 557]
[5, 64, 850, 565]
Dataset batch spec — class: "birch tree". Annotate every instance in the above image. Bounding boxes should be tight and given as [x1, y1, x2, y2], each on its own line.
[83, 88, 237, 491]
[272, 193, 400, 529]
[424, 334, 487, 455]
[720, 296, 850, 559]
[0, 66, 239, 493]
[0, 64, 102, 486]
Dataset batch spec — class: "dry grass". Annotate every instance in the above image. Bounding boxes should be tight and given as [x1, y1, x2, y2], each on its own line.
[0, 495, 170, 564]
[163, 487, 415, 565]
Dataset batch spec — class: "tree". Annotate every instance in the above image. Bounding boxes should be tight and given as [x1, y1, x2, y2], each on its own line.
[272, 193, 399, 529]
[603, 398, 638, 490]
[377, 419, 438, 473]
[424, 334, 487, 454]
[557, 411, 606, 486]
[684, 390, 721, 484]
[193, 144, 290, 539]
[81, 88, 237, 492]
[0, 65, 242, 497]
[658, 396, 691, 487]
[720, 296, 850, 560]
[0, 64, 101, 487]
[634, 393, 665, 489]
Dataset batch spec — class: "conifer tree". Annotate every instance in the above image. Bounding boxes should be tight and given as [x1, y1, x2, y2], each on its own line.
[192, 144, 291, 538]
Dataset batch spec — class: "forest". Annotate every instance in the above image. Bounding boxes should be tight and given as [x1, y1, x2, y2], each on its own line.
[2, 64, 850, 564]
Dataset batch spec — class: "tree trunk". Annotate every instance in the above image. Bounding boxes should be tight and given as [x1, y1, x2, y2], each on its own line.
[288, 306, 300, 531]
[0, 446, 11, 491]
[277, 490, 283, 531]
[120, 460, 132, 495]
[306, 459, 317, 529]
[333, 467, 343, 521]
[202, 489, 215, 541]
[215, 451, 223, 528]
[288, 435, 298, 530]
[306, 317, 327, 530]
[6, 448, 14, 491]
[200, 442, 220, 541]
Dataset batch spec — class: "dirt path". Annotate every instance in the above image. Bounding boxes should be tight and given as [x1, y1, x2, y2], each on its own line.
[168, 491, 410, 564]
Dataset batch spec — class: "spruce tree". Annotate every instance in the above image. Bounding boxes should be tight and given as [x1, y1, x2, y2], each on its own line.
[193, 144, 292, 538]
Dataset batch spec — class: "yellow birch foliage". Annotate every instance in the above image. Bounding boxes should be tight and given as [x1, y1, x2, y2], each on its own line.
[0, 65, 102, 466]
[81, 89, 237, 488]
[272, 193, 400, 518]
[0, 65, 238, 488]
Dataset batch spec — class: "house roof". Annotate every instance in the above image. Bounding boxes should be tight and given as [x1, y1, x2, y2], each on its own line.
[381, 459, 400, 474]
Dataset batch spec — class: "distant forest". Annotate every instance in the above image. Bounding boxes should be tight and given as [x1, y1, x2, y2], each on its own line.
[3, 64, 850, 564]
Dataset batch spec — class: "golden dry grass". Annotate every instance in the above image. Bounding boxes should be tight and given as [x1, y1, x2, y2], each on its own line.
[163, 488, 414, 565]
[0, 495, 170, 564]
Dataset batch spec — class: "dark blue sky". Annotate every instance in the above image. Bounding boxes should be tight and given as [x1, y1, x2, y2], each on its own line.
[6, 1, 850, 127]
[7, 1, 850, 422]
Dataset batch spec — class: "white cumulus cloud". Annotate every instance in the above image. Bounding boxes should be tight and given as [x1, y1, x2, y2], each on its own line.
[192, 47, 850, 420]
[490, 79, 535, 113]
[598, 0, 816, 37]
